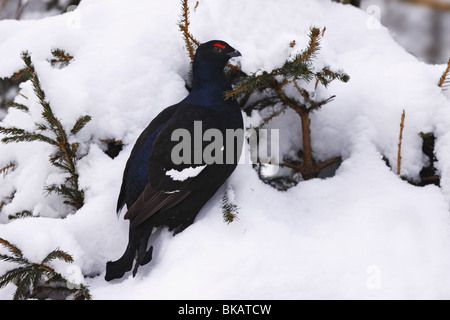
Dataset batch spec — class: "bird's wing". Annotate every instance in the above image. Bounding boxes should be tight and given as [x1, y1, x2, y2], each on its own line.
[123, 105, 228, 229]
[117, 104, 179, 213]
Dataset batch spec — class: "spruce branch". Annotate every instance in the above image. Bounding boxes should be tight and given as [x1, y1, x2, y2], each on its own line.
[6, 101, 28, 112]
[0, 237, 91, 300]
[259, 105, 288, 128]
[294, 27, 321, 64]
[35, 122, 48, 131]
[179, 0, 200, 61]
[293, 81, 336, 111]
[11, 68, 28, 82]
[21, 52, 46, 104]
[50, 49, 73, 67]
[0, 127, 58, 146]
[225, 72, 275, 100]
[242, 96, 282, 115]
[8, 210, 34, 220]
[71, 115, 92, 135]
[221, 186, 239, 224]
[0, 51, 89, 211]
[315, 67, 350, 88]
[0, 238, 23, 258]
[41, 248, 73, 265]
[0, 192, 14, 214]
[283, 27, 321, 78]
[0, 161, 17, 177]
[225, 27, 328, 101]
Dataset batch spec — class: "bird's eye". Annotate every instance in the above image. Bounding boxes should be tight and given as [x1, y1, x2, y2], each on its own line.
[213, 43, 225, 53]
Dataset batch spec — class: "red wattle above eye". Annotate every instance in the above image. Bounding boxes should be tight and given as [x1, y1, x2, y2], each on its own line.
[214, 43, 225, 49]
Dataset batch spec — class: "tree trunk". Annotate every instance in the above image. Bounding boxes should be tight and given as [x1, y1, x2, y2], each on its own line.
[299, 111, 316, 180]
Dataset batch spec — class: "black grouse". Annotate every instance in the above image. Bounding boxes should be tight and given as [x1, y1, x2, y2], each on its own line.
[105, 40, 243, 281]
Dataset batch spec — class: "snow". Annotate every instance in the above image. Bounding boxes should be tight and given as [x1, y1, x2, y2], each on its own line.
[1, 0, 450, 299]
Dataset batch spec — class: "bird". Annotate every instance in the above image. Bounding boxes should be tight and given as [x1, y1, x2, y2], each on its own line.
[105, 40, 243, 281]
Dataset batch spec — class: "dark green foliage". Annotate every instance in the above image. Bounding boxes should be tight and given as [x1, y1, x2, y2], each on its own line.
[315, 67, 350, 88]
[0, 51, 90, 211]
[0, 127, 57, 145]
[50, 49, 74, 68]
[6, 101, 28, 112]
[8, 210, 34, 220]
[11, 68, 29, 82]
[71, 115, 92, 135]
[221, 186, 239, 224]
[0, 73, 27, 111]
[0, 193, 14, 214]
[0, 237, 91, 300]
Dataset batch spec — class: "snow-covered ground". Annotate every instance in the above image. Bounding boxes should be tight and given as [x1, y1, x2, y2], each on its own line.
[1, 0, 450, 299]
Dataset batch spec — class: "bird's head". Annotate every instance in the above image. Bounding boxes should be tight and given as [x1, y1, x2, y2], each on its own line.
[192, 40, 241, 77]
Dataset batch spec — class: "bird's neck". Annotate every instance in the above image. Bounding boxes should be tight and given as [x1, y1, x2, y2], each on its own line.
[186, 72, 231, 107]
[184, 65, 231, 108]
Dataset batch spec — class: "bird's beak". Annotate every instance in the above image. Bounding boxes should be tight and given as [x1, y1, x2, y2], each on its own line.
[227, 49, 241, 58]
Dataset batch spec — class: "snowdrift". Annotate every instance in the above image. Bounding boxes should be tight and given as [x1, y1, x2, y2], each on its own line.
[1, 0, 450, 299]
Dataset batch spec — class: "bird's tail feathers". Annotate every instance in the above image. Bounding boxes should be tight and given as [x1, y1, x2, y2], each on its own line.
[105, 221, 154, 281]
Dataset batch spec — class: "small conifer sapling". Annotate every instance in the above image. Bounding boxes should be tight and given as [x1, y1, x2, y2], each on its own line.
[0, 51, 90, 211]
[226, 27, 350, 182]
[0, 237, 91, 300]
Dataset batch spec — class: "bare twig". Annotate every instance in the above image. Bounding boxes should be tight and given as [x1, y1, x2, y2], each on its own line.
[15, 0, 28, 20]
[180, 0, 199, 61]
[398, 0, 450, 11]
[438, 57, 450, 88]
[0, 0, 10, 10]
[397, 110, 406, 175]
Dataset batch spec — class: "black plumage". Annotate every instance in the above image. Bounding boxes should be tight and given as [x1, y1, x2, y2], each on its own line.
[105, 40, 243, 281]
